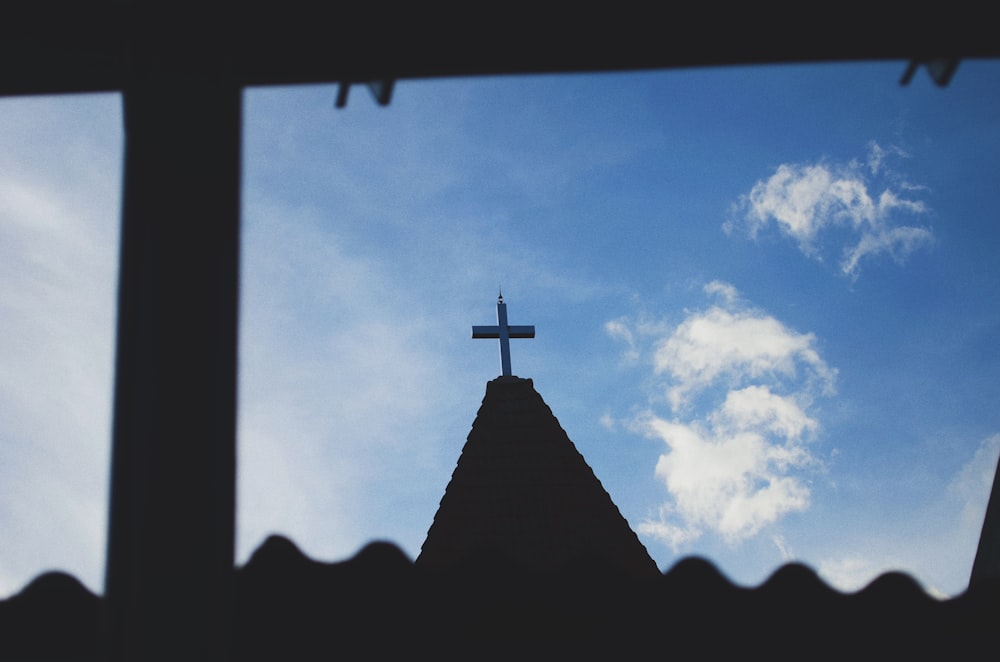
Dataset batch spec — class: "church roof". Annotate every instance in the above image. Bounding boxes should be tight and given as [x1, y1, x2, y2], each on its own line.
[417, 376, 659, 577]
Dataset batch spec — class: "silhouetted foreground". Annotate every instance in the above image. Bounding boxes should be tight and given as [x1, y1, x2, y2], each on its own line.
[2, 535, 997, 659]
[419, 377, 660, 578]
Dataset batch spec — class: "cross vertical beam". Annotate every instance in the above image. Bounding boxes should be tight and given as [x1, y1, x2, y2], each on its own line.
[496, 296, 513, 377]
[473, 294, 535, 377]
[103, 73, 241, 659]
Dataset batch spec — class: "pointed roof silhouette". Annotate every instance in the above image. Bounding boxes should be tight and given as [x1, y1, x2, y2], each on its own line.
[970, 452, 1000, 586]
[417, 376, 659, 577]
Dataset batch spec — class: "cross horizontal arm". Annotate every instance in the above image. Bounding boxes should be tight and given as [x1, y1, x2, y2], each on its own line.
[472, 326, 500, 338]
[472, 325, 535, 339]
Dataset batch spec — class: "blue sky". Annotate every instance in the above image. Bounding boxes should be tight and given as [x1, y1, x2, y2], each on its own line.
[3, 59, 1000, 600]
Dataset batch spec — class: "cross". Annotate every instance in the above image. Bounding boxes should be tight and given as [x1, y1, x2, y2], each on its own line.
[473, 293, 536, 377]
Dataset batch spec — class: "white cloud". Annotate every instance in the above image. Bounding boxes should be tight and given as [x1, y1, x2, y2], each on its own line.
[736, 163, 854, 249]
[865, 141, 910, 177]
[704, 279, 739, 305]
[653, 290, 835, 409]
[726, 144, 934, 278]
[621, 283, 833, 550]
[840, 222, 935, 277]
[711, 386, 818, 442]
[638, 411, 813, 546]
[637, 512, 701, 548]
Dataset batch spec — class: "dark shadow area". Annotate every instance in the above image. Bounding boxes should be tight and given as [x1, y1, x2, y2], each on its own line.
[4, 6, 1000, 660]
[2, 536, 997, 659]
[0, 572, 101, 659]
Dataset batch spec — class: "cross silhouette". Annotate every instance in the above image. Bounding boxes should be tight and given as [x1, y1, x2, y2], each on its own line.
[473, 293, 535, 377]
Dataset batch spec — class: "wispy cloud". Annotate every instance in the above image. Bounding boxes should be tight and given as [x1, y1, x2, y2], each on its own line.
[0, 96, 121, 597]
[237, 195, 481, 565]
[817, 556, 887, 594]
[603, 317, 639, 364]
[811, 434, 1000, 597]
[609, 282, 835, 549]
[725, 142, 934, 278]
[949, 434, 1000, 546]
